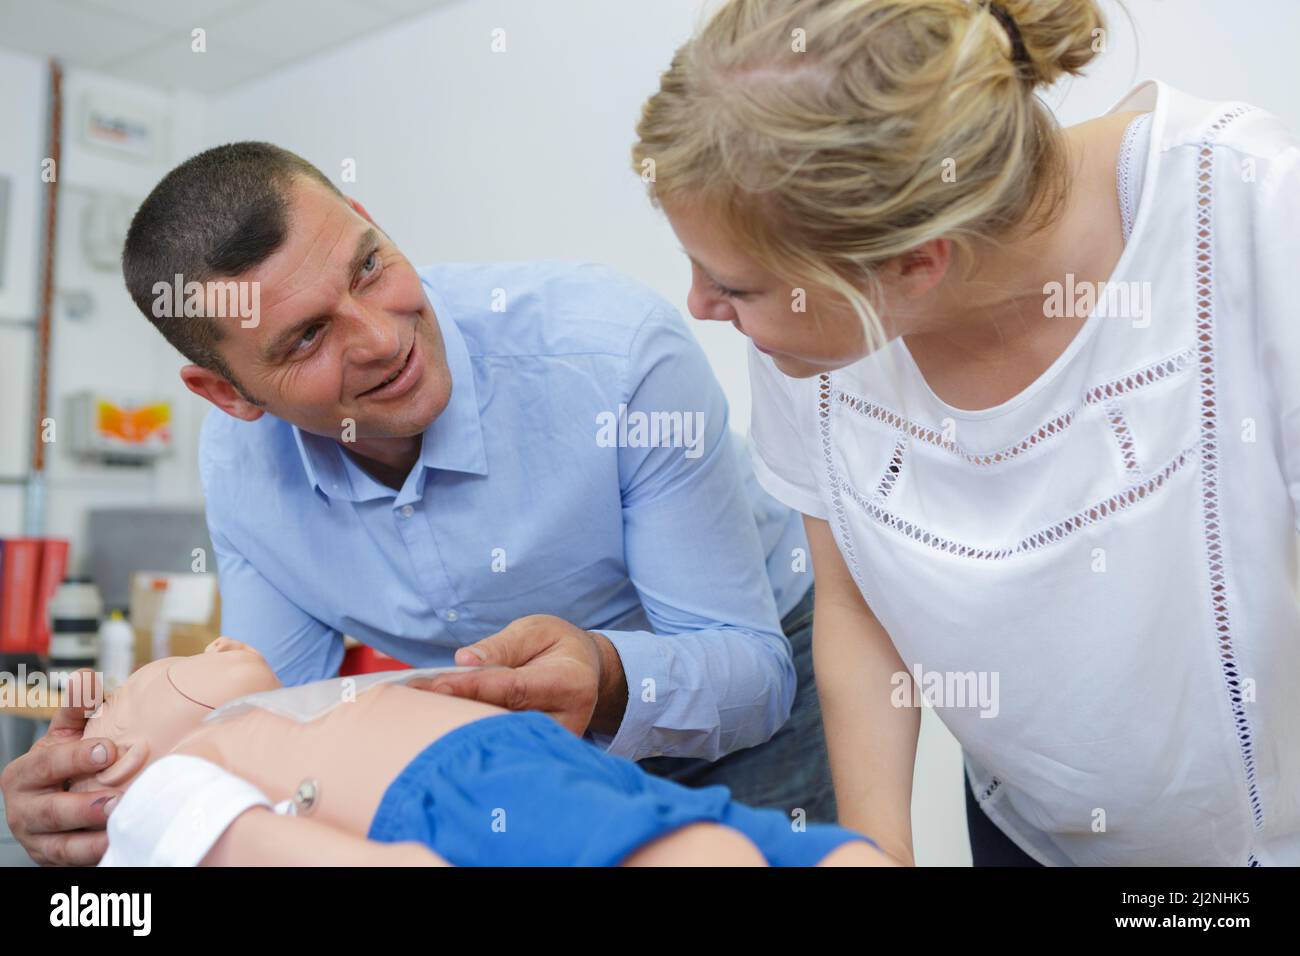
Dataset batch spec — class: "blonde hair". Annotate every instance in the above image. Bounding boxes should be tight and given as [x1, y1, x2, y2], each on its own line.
[631, 0, 1108, 351]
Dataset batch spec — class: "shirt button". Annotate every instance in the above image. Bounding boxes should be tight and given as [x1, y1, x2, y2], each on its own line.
[399, 505, 415, 518]
[443, 609, 460, 623]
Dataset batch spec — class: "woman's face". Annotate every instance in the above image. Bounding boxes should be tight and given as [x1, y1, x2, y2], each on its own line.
[663, 202, 878, 378]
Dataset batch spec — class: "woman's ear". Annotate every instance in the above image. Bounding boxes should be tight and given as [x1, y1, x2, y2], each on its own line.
[885, 238, 953, 299]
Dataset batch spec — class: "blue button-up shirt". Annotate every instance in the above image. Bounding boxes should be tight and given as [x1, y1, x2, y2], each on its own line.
[199, 261, 809, 761]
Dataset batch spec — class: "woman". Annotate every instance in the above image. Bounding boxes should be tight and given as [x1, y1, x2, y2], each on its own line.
[631, 0, 1300, 866]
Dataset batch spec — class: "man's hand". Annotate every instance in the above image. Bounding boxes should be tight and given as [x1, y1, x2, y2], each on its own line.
[0, 670, 121, 866]
[409, 615, 628, 737]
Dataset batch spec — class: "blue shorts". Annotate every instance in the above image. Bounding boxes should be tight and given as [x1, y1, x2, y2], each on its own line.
[367, 711, 876, 866]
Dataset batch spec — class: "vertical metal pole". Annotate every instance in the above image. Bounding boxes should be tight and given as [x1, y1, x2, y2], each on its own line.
[25, 59, 62, 537]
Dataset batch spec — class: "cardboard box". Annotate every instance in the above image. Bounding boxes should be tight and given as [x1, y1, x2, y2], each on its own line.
[127, 572, 221, 667]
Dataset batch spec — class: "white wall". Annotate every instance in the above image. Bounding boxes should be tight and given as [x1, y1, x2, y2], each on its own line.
[1046, 0, 1300, 128]
[0, 48, 211, 560]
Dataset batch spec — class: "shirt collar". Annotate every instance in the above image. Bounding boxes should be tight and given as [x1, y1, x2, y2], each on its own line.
[292, 277, 487, 504]
[412, 281, 488, 480]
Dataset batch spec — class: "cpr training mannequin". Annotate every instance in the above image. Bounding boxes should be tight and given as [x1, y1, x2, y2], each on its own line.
[77, 638, 895, 867]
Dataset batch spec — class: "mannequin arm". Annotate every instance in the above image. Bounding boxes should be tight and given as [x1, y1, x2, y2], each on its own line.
[200, 807, 448, 867]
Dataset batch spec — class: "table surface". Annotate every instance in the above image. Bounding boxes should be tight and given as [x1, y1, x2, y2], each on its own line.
[2, 707, 58, 721]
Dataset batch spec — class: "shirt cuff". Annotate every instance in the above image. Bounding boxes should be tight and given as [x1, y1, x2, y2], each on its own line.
[587, 628, 668, 761]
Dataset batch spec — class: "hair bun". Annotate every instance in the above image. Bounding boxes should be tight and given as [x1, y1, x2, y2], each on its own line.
[996, 0, 1106, 87]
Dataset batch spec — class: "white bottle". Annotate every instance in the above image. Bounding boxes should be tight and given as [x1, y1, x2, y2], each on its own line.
[98, 610, 135, 691]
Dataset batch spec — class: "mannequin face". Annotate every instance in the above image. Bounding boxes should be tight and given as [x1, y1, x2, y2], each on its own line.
[75, 638, 281, 791]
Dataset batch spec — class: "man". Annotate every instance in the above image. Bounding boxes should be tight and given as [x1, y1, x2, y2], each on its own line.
[1, 143, 832, 865]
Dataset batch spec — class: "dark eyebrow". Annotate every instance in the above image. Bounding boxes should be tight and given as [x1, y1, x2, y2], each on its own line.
[346, 227, 381, 279]
[259, 228, 382, 362]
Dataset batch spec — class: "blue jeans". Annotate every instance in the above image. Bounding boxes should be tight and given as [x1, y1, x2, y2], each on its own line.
[639, 584, 837, 824]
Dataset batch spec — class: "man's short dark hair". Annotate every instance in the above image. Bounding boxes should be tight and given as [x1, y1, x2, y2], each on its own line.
[122, 142, 343, 396]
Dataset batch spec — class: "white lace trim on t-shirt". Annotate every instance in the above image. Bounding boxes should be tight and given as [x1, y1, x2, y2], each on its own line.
[1118, 112, 1152, 243]
[832, 346, 1196, 471]
[839, 442, 1193, 561]
[1193, 104, 1263, 840]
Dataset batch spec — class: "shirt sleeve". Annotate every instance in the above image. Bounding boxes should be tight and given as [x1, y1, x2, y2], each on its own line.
[747, 342, 828, 519]
[200, 420, 344, 686]
[592, 306, 797, 762]
[1251, 121, 1300, 530]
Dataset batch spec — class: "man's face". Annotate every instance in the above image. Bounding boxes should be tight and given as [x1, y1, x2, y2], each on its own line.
[202, 177, 452, 442]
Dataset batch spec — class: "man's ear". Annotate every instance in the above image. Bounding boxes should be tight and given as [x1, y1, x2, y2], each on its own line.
[179, 365, 265, 422]
[346, 196, 375, 224]
[345, 196, 393, 244]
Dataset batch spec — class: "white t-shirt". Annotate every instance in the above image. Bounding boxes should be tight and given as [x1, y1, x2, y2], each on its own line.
[748, 79, 1300, 866]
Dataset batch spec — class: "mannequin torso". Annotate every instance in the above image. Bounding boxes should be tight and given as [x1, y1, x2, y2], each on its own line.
[171, 685, 508, 835]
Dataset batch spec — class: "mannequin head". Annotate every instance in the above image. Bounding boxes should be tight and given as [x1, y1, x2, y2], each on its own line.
[76, 637, 281, 790]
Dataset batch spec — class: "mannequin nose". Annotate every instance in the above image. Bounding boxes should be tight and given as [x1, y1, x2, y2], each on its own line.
[206, 636, 248, 654]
